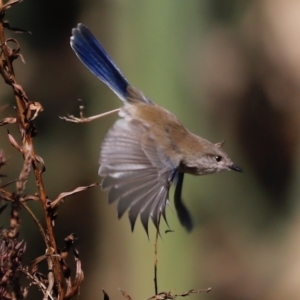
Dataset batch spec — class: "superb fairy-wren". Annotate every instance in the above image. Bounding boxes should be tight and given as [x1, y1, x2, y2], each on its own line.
[70, 24, 242, 234]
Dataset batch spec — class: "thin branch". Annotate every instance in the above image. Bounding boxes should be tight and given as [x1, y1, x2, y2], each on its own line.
[154, 213, 161, 296]
[147, 288, 212, 300]
[50, 182, 100, 209]
[19, 268, 55, 300]
[0, 7, 64, 297]
[21, 201, 47, 245]
[60, 107, 120, 123]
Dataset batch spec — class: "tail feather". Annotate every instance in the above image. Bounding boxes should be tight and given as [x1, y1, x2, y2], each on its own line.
[70, 23, 129, 101]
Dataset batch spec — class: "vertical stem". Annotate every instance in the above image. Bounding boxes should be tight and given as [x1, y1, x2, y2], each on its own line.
[0, 8, 64, 298]
[153, 213, 161, 295]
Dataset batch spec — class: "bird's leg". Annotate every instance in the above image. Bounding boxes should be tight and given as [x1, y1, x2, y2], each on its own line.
[60, 99, 120, 123]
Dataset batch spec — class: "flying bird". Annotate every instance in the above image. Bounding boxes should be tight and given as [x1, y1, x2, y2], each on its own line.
[70, 23, 242, 234]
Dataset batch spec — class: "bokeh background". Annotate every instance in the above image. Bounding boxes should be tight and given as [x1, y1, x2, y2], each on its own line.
[1, 0, 300, 299]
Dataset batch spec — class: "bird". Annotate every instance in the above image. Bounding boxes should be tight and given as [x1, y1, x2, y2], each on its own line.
[70, 23, 242, 234]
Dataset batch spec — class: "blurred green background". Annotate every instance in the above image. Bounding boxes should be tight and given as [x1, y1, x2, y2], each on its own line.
[1, 0, 300, 299]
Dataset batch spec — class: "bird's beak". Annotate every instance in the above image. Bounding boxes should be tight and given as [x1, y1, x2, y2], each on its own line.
[229, 164, 243, 172]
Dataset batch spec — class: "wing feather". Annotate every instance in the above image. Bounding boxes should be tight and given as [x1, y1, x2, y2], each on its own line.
[99, 118, 176, 231]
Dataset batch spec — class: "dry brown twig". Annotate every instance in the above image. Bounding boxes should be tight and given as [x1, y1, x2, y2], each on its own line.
[0, 0, 98, 298]
[60, 101, 120, 123]
[115, 287, 212, 300]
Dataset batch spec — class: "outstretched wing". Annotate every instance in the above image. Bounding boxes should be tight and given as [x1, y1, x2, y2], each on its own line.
[99, 118, 176, 233]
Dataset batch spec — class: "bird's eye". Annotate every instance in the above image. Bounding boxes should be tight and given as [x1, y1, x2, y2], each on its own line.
[215, 156, 222, 162]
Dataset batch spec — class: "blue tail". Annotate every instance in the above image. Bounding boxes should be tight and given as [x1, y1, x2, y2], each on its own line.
[70, 23, 129, 101]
